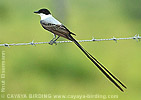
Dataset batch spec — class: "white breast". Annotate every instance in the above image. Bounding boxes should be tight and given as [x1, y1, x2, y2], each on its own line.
[39, 14, 62, 25]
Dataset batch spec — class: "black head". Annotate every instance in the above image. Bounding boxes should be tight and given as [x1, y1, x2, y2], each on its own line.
[34, 9, 51, 15]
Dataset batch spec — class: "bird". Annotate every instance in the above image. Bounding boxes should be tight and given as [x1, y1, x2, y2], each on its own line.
[34, 8, 127, 92]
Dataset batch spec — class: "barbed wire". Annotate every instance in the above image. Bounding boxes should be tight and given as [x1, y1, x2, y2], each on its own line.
[0, 34, 140, 47]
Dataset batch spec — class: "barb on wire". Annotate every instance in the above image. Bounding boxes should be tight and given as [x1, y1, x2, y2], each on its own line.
[0, 34, 140, 47]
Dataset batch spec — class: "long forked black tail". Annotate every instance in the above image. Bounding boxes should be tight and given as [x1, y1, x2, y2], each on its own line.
[68, 34, 127, 92]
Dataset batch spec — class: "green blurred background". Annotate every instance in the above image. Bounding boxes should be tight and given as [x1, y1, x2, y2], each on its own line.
[0, 0, 141, 100]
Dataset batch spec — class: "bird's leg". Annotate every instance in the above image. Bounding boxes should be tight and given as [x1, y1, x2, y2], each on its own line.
[51, 36, 60, 45]
[54, 36, 60, 42]
[49, 34, 56, 45]
[49, 35, 60, 45]
[51, 34, 56, 41]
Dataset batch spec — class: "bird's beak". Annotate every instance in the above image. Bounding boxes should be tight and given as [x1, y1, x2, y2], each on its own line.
[34, 11, 39, 14]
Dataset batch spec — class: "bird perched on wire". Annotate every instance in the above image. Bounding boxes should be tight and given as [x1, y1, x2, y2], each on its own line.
[34, 8, 127, 92]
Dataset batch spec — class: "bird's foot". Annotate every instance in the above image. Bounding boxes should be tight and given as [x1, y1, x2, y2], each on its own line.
[49, 40, 57, 45]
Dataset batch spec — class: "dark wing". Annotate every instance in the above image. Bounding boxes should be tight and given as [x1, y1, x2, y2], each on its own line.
[40, 21, 75, 40]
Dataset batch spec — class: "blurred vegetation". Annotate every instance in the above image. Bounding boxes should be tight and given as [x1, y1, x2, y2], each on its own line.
[0, 0, 141, 100]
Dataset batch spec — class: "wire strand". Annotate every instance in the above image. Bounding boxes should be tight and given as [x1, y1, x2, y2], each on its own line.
[0, 34, 140, 47]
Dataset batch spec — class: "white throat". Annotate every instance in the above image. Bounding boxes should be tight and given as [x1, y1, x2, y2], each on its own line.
[38, 13, 52, 20]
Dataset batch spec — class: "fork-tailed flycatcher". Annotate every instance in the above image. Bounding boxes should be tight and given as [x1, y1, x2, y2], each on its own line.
[34, 8, 127, 92]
